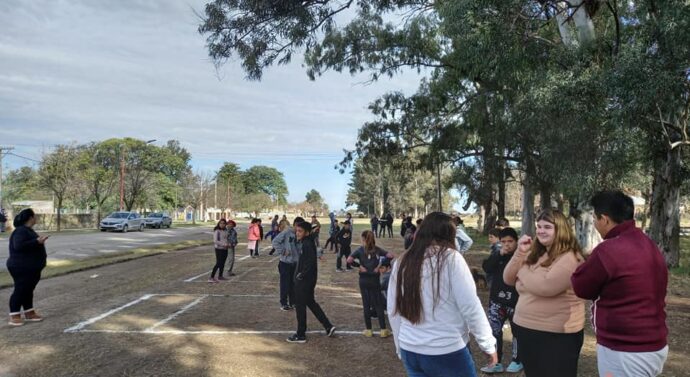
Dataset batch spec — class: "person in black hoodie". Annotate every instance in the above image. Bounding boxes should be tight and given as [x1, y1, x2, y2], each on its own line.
[335, 221, 353, 272]
[7, 209, 48, 327]
[287, 221, 336, 343]
[480, 227, 522, 374]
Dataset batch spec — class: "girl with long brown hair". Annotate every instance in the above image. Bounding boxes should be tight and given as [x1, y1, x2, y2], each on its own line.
[387, 212, 496, 377]
[503, 209, 586, 377]
[347, 230, 395, 337]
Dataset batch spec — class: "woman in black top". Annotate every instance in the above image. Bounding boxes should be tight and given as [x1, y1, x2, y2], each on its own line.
[7, 209, 49, 326]
[348, 230, 395, 337]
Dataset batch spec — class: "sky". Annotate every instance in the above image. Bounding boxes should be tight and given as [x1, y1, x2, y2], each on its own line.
[0, 0, 431, 211]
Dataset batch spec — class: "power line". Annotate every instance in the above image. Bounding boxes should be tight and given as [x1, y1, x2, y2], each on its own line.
[6, 152, 41, 163]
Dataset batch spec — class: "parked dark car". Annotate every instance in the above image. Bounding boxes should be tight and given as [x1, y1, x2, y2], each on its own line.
[144, 213, 172, 229]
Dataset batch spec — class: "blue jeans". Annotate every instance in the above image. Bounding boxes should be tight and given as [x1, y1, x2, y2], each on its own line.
[400, 347, 476, 377]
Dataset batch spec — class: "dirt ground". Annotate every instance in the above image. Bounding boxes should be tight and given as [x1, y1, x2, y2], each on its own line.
[0, 232, 688, 377]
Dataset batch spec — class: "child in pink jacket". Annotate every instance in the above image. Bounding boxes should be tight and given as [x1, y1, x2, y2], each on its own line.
[248, 219, 261, 258]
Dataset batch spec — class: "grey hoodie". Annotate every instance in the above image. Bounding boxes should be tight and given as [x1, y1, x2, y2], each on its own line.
[272, 228, 300, 264]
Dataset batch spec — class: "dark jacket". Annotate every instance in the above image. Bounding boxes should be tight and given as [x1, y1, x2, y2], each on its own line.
[572, 220, 668, 352]
[336, 228, 352, 247]
[294, 236, 318, 287]
[482, 250, 518, 307]
[7, 226, 47, 270]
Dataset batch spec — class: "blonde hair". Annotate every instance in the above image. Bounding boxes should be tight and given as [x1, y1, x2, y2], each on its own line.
[278, 219, 290, 232]
[526, 209, 584, 267]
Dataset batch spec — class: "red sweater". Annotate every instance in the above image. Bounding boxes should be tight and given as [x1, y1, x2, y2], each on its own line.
[571, 220, 668, 352]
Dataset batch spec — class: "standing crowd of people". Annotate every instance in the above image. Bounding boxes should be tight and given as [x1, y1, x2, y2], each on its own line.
[5, 190, 671, 377]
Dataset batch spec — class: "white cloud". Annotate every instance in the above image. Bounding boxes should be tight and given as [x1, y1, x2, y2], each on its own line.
[0, 0, 424, 208]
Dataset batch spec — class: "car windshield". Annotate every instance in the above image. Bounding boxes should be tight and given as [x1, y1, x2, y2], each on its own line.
[148, 213, 163, 218]
[107, 213, 129, 219]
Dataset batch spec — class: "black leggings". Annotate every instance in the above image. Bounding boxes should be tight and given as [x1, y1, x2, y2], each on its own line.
[211, 249, 228, 278]
[513, 323, 583, 377]
[336, 246, 351, 269]
[8, 266, 42, 313]
[360, 285, 386, 330]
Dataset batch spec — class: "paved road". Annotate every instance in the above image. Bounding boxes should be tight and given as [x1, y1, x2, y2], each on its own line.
[0, 226, 223, 270]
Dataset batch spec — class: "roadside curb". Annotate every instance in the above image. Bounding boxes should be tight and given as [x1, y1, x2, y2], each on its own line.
[0, 240, 213, 289]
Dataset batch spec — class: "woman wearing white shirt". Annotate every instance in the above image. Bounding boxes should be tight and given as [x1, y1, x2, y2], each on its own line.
[388, 212, 497, 377]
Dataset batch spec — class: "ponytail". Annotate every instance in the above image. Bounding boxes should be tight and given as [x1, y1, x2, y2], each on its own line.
[361, 230, 376, 254]
[13, 208, 35, 228]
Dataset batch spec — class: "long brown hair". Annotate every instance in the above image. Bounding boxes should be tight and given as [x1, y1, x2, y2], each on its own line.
[361, 230, 376, 255]
[526, 209, 584, 267]
[395, 212, 456, 325]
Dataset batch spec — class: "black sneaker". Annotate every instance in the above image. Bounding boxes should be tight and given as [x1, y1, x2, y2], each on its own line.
[228, 272, 236, 277]
[280, 305, 291, 311]
[336, 268, 344, 272]
[288, 304, 295, 310]
[269, 249, 275, 255]
[326, 326, 337, 337]
[286, 334, 306, 343]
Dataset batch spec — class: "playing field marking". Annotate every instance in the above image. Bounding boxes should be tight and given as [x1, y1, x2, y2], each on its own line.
[65, 293, 362, 334]
[64, 294, 153, 333]
[184, 280, 352, 286]
[72, 329, 378, 336]
[183, 255, 253, 282]
[144, 295, 208, 332]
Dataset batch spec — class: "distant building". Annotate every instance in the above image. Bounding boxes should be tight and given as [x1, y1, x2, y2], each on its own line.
[11, 200, 54, 214]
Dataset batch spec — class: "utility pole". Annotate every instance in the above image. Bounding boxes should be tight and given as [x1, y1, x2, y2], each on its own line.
[119, 146, 125, 211]
[436, 161, 443, 212]
[0, 146, 15, 209]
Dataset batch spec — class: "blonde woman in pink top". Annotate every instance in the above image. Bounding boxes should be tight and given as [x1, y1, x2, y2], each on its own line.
[503, 209, 585, 377]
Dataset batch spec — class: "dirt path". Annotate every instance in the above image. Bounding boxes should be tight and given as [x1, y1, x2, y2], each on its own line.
[0, 236, 687, 377]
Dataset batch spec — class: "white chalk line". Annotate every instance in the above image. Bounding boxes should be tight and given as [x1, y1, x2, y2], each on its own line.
[64, 293, 362, 333]
[64, 294, 153, 333]
[184, 280, 352, 286]
[144, 295, 208, 332]
[70, 329, 380, 336]
[182, 255, 253, 282]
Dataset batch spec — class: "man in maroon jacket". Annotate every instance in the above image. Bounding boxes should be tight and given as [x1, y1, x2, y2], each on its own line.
[572, 191, 668, 377]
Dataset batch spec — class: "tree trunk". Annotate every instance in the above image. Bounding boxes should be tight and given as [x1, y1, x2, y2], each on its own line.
[497, 166, 506, 219]
[56, 197, 62, 232]
[572, 200, 602, 254]
[540, 186, 552, 211]
[482, 201, 497, 234]
[571, 0, 596, 44]
[555, 2, 576, 46]
[649, 147, 682, 268]
[556, 193, 566, 212]
[521, 182, 535, 236]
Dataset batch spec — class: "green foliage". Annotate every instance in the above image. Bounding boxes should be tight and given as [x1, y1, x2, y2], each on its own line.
[1, 166, 46, 204]
[242, 165, 289, 205]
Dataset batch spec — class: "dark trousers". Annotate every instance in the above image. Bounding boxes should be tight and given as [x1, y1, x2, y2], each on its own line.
[325, 236, 339, 252]
[278, 261, 296, 306]
[8, 266, 42, 313]
[295, 283, 332, 337]
[227, 247, 236, 273]
[386, 224, 393, 237]
[336, 245, 351, 269]
[377, 224, 386, 237]
[211, 249, 228, 278]
[513, 323, 583, 377]
[487, 301, 519, 363]
[360, 285, 386, 330]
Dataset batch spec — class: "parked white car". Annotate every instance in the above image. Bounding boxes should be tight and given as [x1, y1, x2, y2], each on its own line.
[144, 213, 172, 229]
[100, 212, 144, 233]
